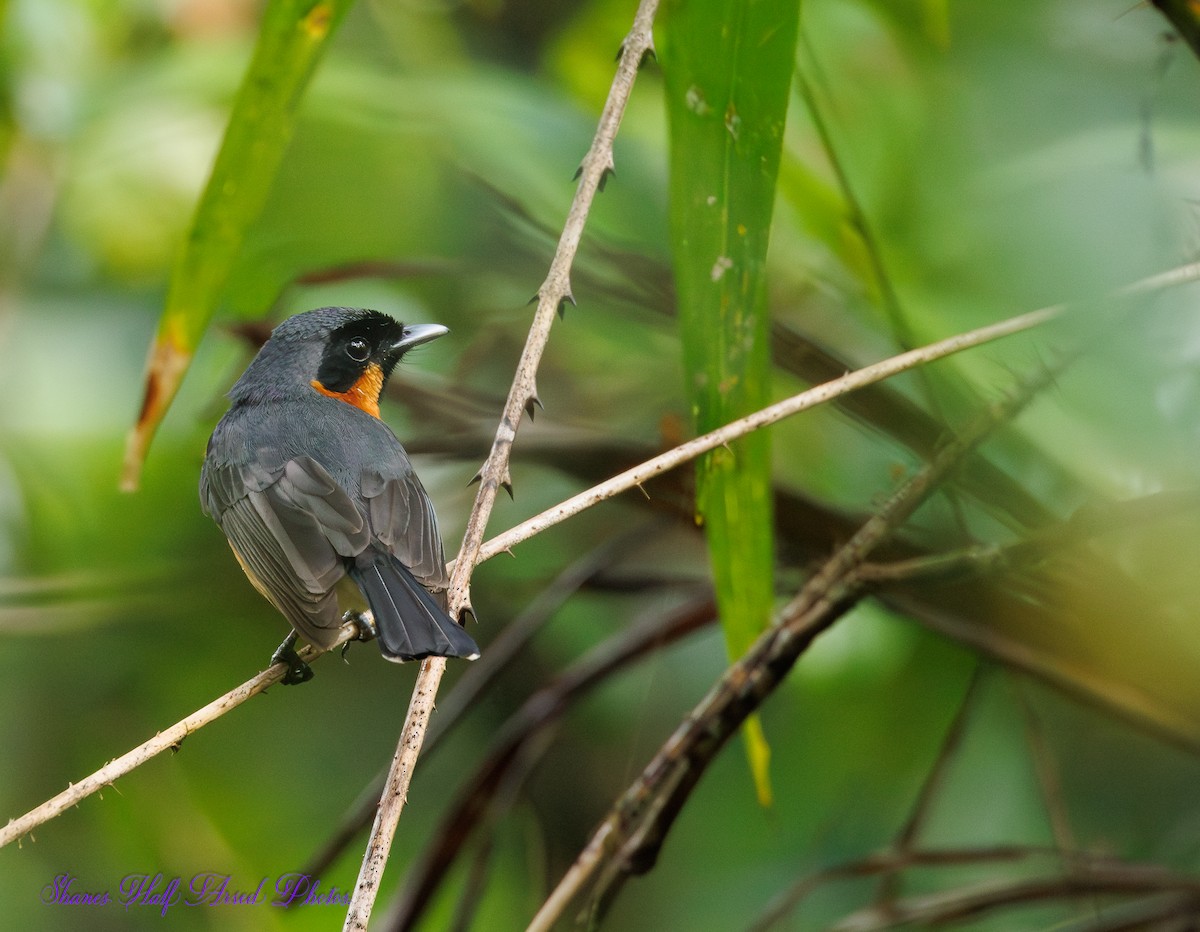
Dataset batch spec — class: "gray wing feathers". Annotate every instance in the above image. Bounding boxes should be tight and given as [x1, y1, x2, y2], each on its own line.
[201, 456, 371, 647]
[274, 458, 367, 556]
[362, 467, 448, 587]
[218, 497, 343, 647]
[201, 429, 455, 652]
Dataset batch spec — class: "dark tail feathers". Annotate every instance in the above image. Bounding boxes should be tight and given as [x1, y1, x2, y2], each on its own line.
[349, 554, 479, 662]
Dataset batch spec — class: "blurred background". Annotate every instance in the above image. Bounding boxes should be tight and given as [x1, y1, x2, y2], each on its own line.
[4, 0, 1200, 929]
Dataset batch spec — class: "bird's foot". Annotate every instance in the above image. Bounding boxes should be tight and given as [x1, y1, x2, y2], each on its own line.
[340, 611, 377, 663]
[270, 631, 314, 685]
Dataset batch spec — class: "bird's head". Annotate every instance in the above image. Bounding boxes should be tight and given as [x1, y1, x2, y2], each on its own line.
[229, 307, 448, 417]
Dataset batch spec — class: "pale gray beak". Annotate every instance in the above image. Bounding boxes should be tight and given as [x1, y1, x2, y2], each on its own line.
[394, 323, 449, 352]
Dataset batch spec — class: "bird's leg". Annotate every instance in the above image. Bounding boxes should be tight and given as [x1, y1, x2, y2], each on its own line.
[270, 631, 314, 685]
[340, 611, 377, 662]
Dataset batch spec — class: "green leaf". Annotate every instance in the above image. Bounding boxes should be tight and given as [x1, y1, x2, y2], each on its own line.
[121, 0, 354, 490]
[663, 0, 800, 806]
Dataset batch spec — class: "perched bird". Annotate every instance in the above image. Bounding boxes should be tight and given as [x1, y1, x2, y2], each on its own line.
[199, 307, 479, 682]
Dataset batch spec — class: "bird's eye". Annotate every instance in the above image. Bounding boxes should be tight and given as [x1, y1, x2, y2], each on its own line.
[346, 337, 371, 362]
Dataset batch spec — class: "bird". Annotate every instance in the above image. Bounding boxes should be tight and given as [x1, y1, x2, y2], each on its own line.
[199, 306, 480, 683]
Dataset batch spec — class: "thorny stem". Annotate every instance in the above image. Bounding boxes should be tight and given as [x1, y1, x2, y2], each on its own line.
[479, 300, 1060, 564]
[0, 635, 344, 849]
[340, 2, 661, 929]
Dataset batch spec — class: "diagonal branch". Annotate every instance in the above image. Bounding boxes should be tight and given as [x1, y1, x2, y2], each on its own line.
[750, 845, 1200, 931]
[527, 358, 1065, 931]
[477, 299, 1060, 564]
[0, 635, 347, 848]
[341, 2, 661, 928]
[856, 489, 1200, 587]
[832, 863, 1200, 931]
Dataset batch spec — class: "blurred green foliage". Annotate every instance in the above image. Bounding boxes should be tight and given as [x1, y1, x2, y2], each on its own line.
[121, 0, 355, 491]
[3, 0, 1200, 929]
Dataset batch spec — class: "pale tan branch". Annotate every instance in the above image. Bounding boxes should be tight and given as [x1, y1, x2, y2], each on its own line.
[340, 1, 662, 928]
[482, 302, 1057, 562]
[0, 633, 348, 849]
[478, 259, 1200, 563]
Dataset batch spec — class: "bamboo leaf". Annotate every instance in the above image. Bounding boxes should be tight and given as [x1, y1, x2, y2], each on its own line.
[663, 0, 800, 806]
[120, 0, 354, 491]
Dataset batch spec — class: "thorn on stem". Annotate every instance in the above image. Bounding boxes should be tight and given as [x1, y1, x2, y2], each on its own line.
[598, 164, 615, 193]
[525, 391, 544, 421]
[558, 291, 576, 319]
[468, 469, 483, 486]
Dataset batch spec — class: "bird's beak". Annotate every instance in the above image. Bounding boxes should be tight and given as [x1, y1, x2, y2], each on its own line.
[393, 323, 449, 353]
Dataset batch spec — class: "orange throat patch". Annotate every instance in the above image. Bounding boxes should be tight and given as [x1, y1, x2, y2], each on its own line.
[311, 363, 384, 418]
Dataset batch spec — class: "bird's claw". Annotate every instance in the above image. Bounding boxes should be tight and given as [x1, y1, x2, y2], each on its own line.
[340, 612, 377, 663]
[271, 631, 314, 685]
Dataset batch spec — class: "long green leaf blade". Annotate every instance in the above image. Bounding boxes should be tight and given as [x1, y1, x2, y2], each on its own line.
[663, 0, 800, 805]
[121, 0, 354, 490]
